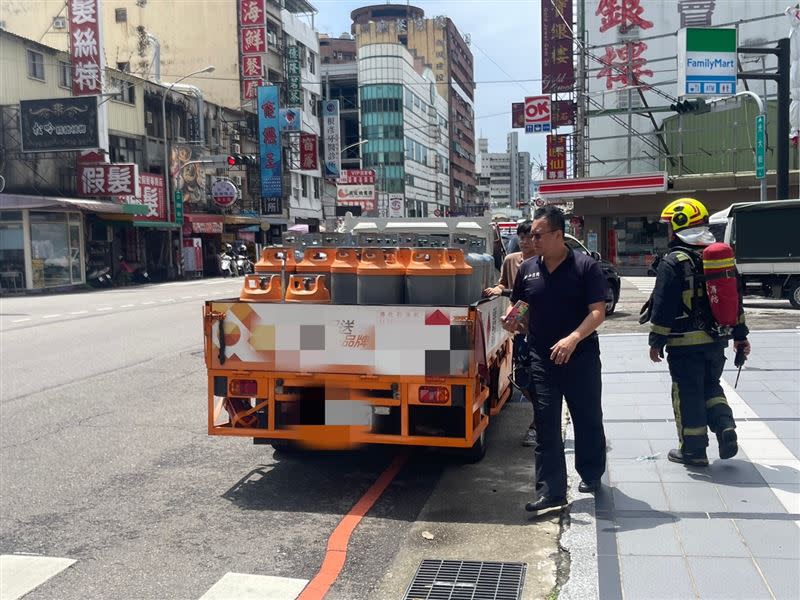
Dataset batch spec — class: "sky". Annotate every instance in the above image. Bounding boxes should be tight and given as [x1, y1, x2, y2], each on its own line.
[309, 0, 548, 171]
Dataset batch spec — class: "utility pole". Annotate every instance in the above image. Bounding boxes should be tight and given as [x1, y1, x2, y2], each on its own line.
[737, 38, 791, 200]
[574, 0, 587, 178]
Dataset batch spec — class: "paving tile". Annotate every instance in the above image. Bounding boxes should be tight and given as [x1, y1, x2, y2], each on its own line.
[688, 557, 772, 600]
[751, 460, 800, 484]
[615, 516, 682, 556]
[704, 459, 765, 485]
[754, 558, 800, 600]
[612, 482, 670, 512]
[604, 393, 666, 406]
[606, 438, 653, 459]
[603, 404, 642, 420]
[772, 390, 799, 404]
[746, 404, 800, 419]
[642, 421, 679, 440]
[738, 391, 785, 404]
[675, 518, 750, 557]
[778, 437, 800, 459]
[735, 421, 782, 439]
[619, 556, 694, 600]
[763, 419, 800, 440]
[597, 554, 624, 600]
[607, 459, 661, 483]
[663, 482, 726, 512]
[739, 438, 796, 461]
[596, 518, 618, 556]
[763, 379, 800, 393]
[715, 484, 788, 514]
[735, 519, 800, 559]
[657, 459, 716, 484]
[639, 405, 676, 420]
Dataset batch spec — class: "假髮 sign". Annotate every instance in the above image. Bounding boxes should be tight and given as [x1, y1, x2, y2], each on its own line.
[122, 173, 165, 221]
[524, 95, 551, 133]
[20, 97, 100, 152]
[678, 27, 737, 97]
[78, 163, 139, 197]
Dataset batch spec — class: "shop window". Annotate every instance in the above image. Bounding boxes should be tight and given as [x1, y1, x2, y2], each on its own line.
[0, 218, 26, 291]
[610, 216, 668, 269]
[29, 212, 83, 288]
[58, 61, 71, 88]
[301, 175, 309, 198]
[27, 50, 45, 81]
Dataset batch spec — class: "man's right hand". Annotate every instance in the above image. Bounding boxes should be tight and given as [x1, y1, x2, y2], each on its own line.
[483, 286, 501, 298]
[649, 346, 664, 363]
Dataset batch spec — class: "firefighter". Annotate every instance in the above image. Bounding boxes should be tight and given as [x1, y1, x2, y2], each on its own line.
[648, 197, 751, 466]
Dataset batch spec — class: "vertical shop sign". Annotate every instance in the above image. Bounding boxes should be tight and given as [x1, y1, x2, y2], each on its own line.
[257, 86, 283, 204]
[546, 135, 568, 179]
[541, 0, 575, 93]
[323, 100, 341, 178]
[511, 102, 525, 129]
[287, 45, 303, 107]
[238, 0, 267, 105]
[124, 173, 166, 221]
[299, 133, 318, 170]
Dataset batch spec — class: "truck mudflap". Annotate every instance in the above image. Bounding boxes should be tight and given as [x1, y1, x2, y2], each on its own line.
[204, 298, 512, 450]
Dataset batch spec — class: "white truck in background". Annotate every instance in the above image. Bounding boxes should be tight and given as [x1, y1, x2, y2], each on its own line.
[709, 199, 800, 308]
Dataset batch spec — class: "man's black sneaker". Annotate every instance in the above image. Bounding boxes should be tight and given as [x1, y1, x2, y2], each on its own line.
[521, 428, 537, 447]
[525, 496, 568, 513]
[668, 448, 709, 466]
[578, 480, 600, 493]
[717, 428, 739, 459]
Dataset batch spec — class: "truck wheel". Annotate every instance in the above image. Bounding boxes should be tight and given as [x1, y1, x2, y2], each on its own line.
[789, 281, 800, 309]
[270, 440, 302, 454]
[461, 428, 487, 463]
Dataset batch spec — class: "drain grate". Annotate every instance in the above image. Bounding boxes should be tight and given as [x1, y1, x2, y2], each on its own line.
[403, 559, 526, 600]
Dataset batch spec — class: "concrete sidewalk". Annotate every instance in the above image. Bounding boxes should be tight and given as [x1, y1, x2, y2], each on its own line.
[561, 330, 800, 600]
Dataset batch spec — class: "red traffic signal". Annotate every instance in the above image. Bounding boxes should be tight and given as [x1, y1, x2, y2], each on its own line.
[226, 154, 258, 166]
[227, 155, 238, 166]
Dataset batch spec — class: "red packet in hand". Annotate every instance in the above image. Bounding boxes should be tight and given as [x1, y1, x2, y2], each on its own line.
[504, 300, 529, 329]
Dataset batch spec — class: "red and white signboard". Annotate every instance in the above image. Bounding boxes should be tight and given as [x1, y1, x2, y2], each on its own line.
[299, 133, 318, 170]
[546, 134, 567, 180]
[78, 163, 139, 197]
[242, 55, 263, 78]
[122, 173, 165, 221]
[338, 170, 376, 185]
[240, 0, 266, 25]
[241, 27, 266, 54]
[337, 185, 376, 212]
[524, 95, 552, 134]
[211, 179, 238, 208]
[68, 0, 103, 96]
[388, 194, 404, 218]
[238, 0, 267, 105]
[242, 79, 263, 100]
[538, 172, 668, 200]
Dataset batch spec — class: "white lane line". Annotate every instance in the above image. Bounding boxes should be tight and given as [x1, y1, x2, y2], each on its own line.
[181, 296, 194, 299]
[96, 307, 113, 312]
[141, 301, 156, 305]
[159, 298, 175, 303]
[120, 304, 135, 308]
[721, 379, 800, 518]
[0, 554, 76, 600]
[69, 311, 88, 315]
[42, 314, 61, 319]
[11, 318, 31, 323]
[199, 573, 308, 600]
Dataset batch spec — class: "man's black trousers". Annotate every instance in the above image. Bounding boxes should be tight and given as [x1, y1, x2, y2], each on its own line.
[526, 340, 606, 500]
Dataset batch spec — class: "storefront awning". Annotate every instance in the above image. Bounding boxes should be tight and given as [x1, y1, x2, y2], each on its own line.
[223, 215, 264, 225]
[133, 221, 181, 229]
[0, 193, 148, 216]
[184, 213, 224, 234]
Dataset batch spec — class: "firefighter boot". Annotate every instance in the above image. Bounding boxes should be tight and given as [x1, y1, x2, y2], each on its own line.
[717, 428, 738, 460]
[668, 448, 709, 467]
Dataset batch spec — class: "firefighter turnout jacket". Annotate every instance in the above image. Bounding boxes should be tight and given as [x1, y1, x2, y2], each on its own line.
[648, 242, 748, 351]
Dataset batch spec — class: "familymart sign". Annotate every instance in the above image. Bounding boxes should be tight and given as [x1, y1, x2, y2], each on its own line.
[678, 28, 737, 97]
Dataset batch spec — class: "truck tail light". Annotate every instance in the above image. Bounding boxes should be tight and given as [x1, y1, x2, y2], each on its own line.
[230, 379, 258, 396]
[419, 386, 449, 404]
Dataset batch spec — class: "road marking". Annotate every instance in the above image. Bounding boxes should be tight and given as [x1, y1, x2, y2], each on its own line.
[297, 454, 407, 600]
[141, 301, 156, 305]
[96, 307, 113, 312]
[11, 318, 31, 323]
[120, 304, 134, 308]
[42, 314, 61, 319]
[181, 296, 194, 299]
[0, 554, 76, 600]
[159, 298, 175, 303]
[69, 311, 88, 315]
[200, 573, 308, 600]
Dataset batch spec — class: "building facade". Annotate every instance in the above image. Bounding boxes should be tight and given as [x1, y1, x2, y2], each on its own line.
[358, 43, 450, 217]
[351, 4, 477, 214]
[475, 133, 531, 211]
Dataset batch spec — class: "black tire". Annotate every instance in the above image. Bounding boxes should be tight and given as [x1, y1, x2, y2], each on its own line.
[461, 428, 487, 463]
[789, 280, 800, 309]
[269, 440, 303, 453]
[605, 282, 619, 315]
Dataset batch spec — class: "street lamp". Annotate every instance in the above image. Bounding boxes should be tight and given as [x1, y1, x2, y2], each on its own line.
[161, 65, 215, 277]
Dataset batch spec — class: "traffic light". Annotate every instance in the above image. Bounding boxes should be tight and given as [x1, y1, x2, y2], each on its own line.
[226, 154, 258, 166]
[669, 99, 709, 114]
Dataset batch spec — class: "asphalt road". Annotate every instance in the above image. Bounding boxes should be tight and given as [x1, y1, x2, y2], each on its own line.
[0, 279, 561, 600]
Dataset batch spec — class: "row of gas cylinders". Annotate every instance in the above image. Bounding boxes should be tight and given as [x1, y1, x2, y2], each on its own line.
[238, 246, 495, 305]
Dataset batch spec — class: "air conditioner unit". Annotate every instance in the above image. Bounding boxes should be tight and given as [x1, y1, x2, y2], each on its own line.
[231, 129, 240, 140]
[53, 16, 67, 29]
[231, 142, 241, 153]
[232, 175, 243, 186]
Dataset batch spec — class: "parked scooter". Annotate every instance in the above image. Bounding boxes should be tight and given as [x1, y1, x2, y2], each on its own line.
[86, 266, 113, 287]
[118, 256, 150, 284]
[219, 244, 238, 277]
[235, 244, 253, 275]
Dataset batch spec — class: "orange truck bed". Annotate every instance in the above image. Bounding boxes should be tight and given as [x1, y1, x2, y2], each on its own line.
[203, 297, 512, 458]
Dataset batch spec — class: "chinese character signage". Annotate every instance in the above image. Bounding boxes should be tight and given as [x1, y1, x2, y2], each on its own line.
[546, 135, 568, 180]
[339, 170, 376, 185]
[123, 173, 165, 221]
[524, 96, 551, 133]
[511, 102, 525, 129]
[597, 41, 653, 90]
[552, 100, 576, 127]
[19, 97, 100, 152]
[238, 0, 266, 105]
[299, 133, 318, 170]
[287, 45, 303, 107]
[323, 100, 341, 178]
[678, 28, 737, 97]
[257, 86, 283, 202]
[280, 108, 302, 132]
[68, 0, 103, 95]
[595, 0, 653, 33]
[241, 55, 263, 78]
[241, 27, 266, 54]
[242, 78, 264, 100]
[542, 0, 575, 93]
[240, 0, 265, 25]
[78, 163, 140, 197]
[593, 0, 655, 92]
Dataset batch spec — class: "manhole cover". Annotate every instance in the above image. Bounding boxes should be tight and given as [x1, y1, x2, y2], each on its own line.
[403, 559, 526, 600]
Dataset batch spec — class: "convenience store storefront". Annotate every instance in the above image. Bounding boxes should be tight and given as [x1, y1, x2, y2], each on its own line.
[0, 194, 146, 291]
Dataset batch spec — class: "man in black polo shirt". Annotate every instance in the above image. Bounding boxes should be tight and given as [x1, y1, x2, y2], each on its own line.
[506, 206, 608, 513]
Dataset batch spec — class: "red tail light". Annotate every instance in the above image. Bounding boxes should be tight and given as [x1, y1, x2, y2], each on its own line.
[230, 379, 258, 396]
[419, 386, 449, 404]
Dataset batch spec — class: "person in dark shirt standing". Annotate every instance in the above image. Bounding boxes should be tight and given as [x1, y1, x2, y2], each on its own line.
[505, 206, 609, 513]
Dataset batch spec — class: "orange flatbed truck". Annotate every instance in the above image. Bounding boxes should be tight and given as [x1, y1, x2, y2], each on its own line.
[203, 295, 513, 461]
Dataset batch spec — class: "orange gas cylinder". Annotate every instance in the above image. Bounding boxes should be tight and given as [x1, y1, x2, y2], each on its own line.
[284, 274, 331, 303]
[702, 242, 739, 327]
[255, 247, 297, 290]
[297, 248, 335, 291]
[330, 248, 360, 305]
[405, 249, 456, 305]
[239, 274, 283, 302]
[357, 248, 405, 305]
[446, 248, 474, 305]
